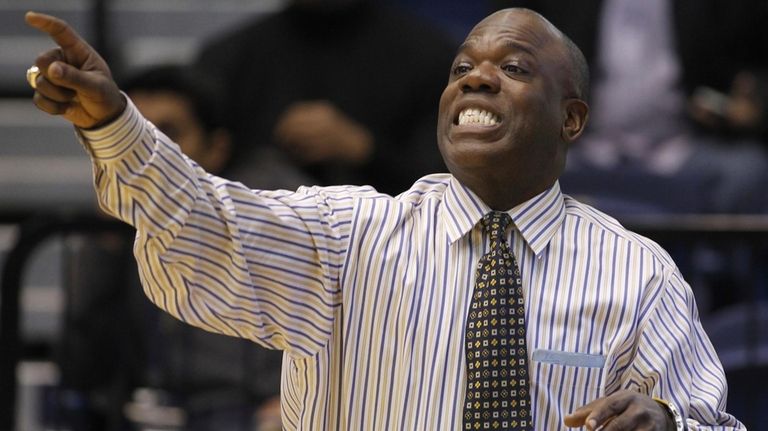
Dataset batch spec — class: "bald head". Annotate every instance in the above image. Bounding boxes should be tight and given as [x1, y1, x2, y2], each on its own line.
[475, 8, 589, 101]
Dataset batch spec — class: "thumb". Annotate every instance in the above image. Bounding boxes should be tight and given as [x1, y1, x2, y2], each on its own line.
[563, 407, 592, 428]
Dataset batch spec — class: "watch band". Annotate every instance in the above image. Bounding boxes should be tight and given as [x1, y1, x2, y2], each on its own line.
[653, 397, 687, 431]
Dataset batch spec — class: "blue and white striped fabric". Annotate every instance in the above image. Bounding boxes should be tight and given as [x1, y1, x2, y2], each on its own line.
[79, 101, 744, 430]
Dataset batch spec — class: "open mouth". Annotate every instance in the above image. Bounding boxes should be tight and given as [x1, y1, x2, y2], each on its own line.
[454, 108, 502, 126]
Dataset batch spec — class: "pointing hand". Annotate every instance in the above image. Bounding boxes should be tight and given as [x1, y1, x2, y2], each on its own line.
[26, 11, 125, 129]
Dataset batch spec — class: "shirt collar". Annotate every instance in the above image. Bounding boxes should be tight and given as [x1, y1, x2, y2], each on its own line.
[442, 176, 565, 256]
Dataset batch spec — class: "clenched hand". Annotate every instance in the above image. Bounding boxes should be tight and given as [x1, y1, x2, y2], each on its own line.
[564, 390, 675, 431]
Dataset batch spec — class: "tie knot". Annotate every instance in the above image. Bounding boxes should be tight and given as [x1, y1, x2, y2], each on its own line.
[481, 211, 511, 241]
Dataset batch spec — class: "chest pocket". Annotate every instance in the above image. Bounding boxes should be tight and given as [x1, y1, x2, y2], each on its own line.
[530, 349, 606, 430]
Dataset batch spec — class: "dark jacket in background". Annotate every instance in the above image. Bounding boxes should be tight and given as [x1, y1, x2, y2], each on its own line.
[196, 3, 455, 194]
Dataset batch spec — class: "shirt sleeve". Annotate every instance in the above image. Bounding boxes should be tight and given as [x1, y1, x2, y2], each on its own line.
[623, 266, 746, 430]
[77, 99, 359, 358]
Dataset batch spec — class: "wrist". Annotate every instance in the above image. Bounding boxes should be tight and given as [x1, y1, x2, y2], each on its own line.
[82, 93, 127, 131]
[78, 94, 146, 163]
[653, 397, 686, 431]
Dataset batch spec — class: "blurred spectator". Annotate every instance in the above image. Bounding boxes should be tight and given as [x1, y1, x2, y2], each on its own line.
[195, 0, 454, 195]
[56, 65, 282, 431]
[494, 0, 768, 213]
[125, 65, 232, 174]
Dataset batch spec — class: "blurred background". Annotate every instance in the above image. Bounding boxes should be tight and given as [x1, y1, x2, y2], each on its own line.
[0, 0, 766, 430]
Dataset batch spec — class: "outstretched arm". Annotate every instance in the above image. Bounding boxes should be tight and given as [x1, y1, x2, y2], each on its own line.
[25, 12, 352, 357]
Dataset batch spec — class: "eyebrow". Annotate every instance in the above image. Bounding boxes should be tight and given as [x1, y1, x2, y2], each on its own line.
[455, 40, 536, 58]
[505, 41, 536, 57]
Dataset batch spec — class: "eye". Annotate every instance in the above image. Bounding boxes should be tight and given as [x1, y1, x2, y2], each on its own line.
[502, 63, 527, 75]
[452, 62, 472, 76]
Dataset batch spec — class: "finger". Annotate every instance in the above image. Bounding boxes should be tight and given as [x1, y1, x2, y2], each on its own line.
[33, 91, 70, 116]
[601, 408, 640, 431]
[45, 61, 104, 96]
[34, 75, 77, 103]
[25, 11, 90, 65]
[34, 47, 65, 72]
[32, 47, 66, 92]
[563, 406, 591, 427]
[584, 395, 632, 430]
[564, 395, 605, 428]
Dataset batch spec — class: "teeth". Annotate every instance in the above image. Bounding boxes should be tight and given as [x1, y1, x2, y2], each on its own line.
[458, 108, 501, 126]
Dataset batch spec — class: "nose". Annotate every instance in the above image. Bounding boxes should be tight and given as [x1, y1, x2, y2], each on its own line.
[461, 62, 500, 94]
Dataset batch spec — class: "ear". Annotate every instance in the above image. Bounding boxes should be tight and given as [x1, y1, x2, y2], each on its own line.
[560, 98, 589, 143]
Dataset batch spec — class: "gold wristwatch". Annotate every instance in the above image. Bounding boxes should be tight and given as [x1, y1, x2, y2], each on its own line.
[653, 397, 687, 431]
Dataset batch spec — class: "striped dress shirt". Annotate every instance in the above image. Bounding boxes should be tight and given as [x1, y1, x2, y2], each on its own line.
[79, 101, 744, 430]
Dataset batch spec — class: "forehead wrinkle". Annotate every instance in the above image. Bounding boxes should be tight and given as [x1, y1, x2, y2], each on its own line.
[456, 36, 538, 59]
[504, 40, 535, 57]
[461, 19, 555, 55]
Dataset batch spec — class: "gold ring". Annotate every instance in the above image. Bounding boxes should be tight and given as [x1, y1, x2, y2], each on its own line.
[26, 65, 41, 89]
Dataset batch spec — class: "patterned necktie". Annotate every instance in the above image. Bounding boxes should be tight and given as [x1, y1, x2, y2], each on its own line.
[463, 211, 532, 430]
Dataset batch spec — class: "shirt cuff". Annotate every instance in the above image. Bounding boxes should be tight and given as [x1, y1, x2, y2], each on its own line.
[76, 94, 148, 163]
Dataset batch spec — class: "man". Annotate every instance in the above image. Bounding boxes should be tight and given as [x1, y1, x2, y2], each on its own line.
[26, 8, 743, 430]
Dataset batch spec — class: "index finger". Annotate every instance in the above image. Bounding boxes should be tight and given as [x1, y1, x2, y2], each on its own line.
[566, 394, 629, 430]
[25, 11, 89, 64]
[564, 400, 598, 429]
[563, 406, 590, 427]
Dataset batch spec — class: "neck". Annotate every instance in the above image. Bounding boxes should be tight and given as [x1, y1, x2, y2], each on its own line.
[461, 172, 556, 211]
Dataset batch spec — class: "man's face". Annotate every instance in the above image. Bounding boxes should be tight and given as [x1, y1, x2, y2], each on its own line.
[437, 10, 572, 196]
